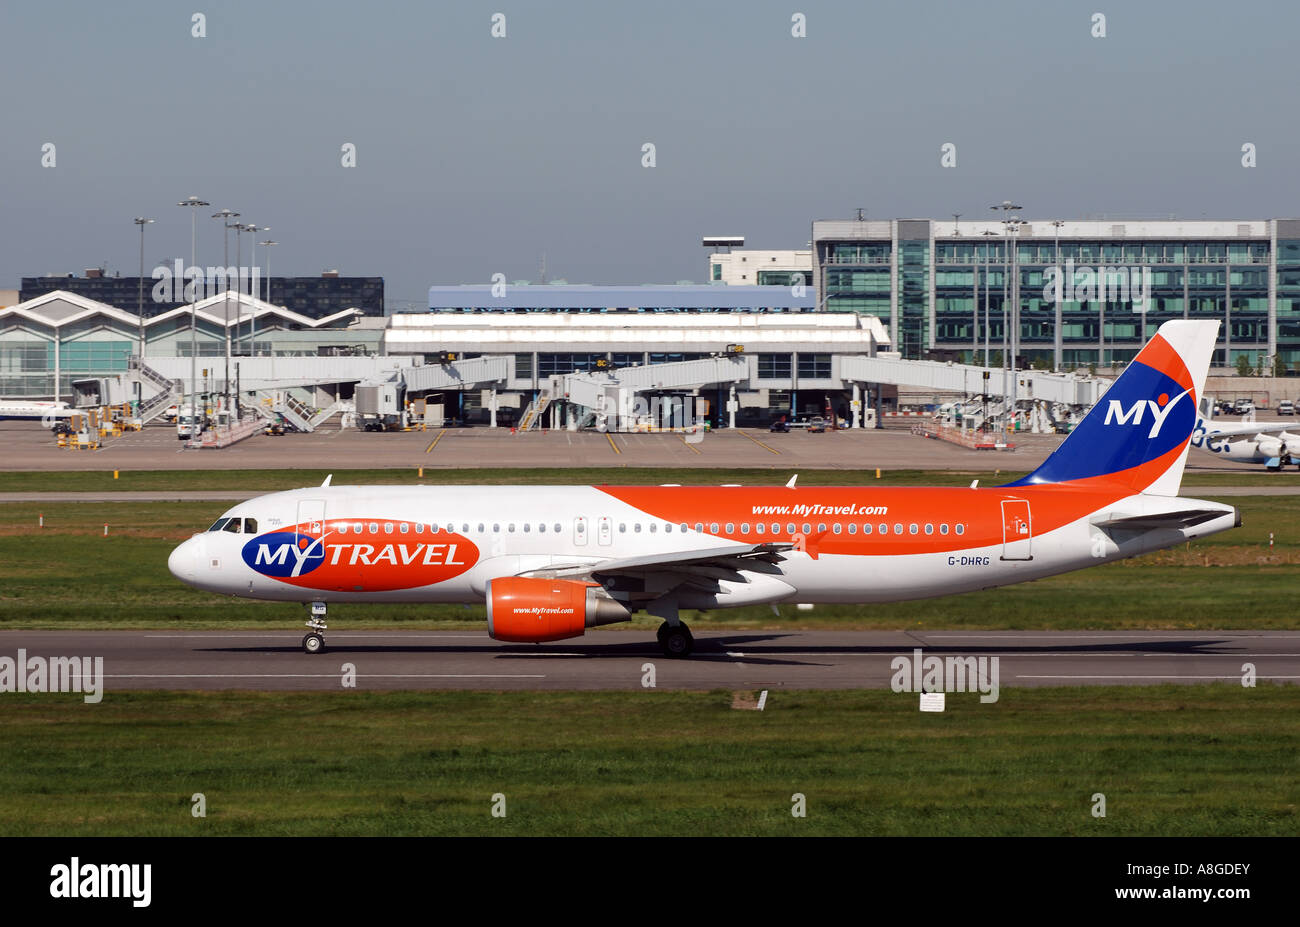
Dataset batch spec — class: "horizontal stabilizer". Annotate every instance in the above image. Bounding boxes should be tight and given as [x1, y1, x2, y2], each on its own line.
[1091, 509, 1236, 531]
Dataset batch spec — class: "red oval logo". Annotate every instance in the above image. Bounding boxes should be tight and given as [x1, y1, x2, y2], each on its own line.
[249, 519, 479, 591]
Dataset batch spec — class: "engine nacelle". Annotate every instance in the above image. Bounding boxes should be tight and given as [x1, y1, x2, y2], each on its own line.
[486, 577, 632, 642]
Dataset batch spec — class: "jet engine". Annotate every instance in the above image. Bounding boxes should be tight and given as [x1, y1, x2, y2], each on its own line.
[486, 577, 632, 642]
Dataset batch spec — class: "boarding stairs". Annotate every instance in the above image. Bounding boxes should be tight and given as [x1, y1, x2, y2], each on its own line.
[518, 390, 552, 431]
[127, 358, 183, 425]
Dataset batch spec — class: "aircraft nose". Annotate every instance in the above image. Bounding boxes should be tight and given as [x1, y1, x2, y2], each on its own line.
[168, 536, 203, 585]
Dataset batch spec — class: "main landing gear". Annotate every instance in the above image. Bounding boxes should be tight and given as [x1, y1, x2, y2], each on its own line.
[656, 620, 693, 658]
[302, 601, 327, 654]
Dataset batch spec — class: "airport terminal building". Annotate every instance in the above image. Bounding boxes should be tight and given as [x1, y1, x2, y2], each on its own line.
[803, 217, 1300, 370]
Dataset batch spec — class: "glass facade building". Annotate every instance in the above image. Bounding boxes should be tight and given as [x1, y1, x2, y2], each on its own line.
[814, 218, 1300, 370]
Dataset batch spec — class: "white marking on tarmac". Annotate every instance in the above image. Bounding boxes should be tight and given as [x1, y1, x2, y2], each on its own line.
[105, 673, 546, 679]
[1016, 674, 1300, 680]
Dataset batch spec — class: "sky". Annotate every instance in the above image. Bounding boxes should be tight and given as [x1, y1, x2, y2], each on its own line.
[1, 0, 1297, 309]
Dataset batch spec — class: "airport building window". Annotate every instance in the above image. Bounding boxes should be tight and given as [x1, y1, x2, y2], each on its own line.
[797, 354, 832, 379]
[757, 353, 792, 379]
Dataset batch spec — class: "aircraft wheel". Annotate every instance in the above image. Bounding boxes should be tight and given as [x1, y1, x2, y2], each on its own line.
[302, 632, 325, 654]
[659, 622, 693, 658]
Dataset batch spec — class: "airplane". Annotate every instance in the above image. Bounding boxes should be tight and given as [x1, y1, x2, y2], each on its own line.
[169, 319, 1239, 658]
[1189, 411, 1300, 470]
[0, 400, 77, 424]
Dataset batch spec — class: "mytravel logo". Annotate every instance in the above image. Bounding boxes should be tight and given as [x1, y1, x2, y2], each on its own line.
[241, 520, 480, 591]
[1103, 387, 1195, 439]
[1042, 260, 1152, 310]
[0, 650, 103, 703]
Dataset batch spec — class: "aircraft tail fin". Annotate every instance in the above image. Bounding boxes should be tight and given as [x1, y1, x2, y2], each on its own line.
[1006, 320, 1219, 497]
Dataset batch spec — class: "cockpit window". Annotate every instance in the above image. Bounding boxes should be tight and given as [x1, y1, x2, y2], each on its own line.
[208, 518, 229, 532]
[223, 519, 243, 534]
[243, 518, 257, 534]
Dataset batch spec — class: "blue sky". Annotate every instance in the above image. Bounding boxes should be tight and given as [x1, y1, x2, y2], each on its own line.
[1, 0, 1295, 307]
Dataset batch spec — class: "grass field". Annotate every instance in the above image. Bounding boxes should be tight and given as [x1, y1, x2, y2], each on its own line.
[0, 686, 1294, 836]
[0, 465, 1294, 492]
[0, 495, 1294, 630]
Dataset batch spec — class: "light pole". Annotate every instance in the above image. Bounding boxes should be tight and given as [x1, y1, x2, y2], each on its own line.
[177, 195, 210, 436]
[1051, 219, 1064, 371]
[990, 201, 1022, 438]
[233, 221, 255, 417]
[257, 238, 277, 355]
[243, 225, 265, 357]
[981, 230, 999, 369]
[132, 218, 154, 391]
[211, 209, 239, 420]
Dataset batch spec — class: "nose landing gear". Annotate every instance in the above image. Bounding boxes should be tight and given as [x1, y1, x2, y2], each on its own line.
[302, 601, 328, 654]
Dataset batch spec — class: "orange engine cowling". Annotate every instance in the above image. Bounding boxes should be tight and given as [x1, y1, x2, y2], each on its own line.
[486, 577, 631, 642]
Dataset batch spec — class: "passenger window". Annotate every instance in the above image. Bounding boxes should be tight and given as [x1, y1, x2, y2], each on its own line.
[695, 523, 703, 533]
[400, 523, 409, 534]
[634, 523, 641, 533]
[477, 523, 485, 533]
[925, 524, 934, 535]
[385, 523, 393, 534]
[725, 523, 734, 533]
[538, 523, 546, 533]
[493, 524, 500, 533]
[940, 524, 949, 535]
[879, 523, 888, 535]
[243, 518, 257, 534]
[649, 523, 657, 533]
[894, 523, 903, 535]
[771, 523, 780, 534]
[847, 523, 857, 535]
[679, 523, 688, 532]
[619, 523, 627, 533]
[369, 523, 378, 533]
[508, 524, 515, 533]
[802, 523, 811, 534]
[665, 524, 672, 533]
[710, 522, 720, 533]
[955, 524, 965, 536]
[523, 523, 530, 533]
[833, 523, 842, 535]
[553, 523, 561, 533]
[741, 523, 750, 535]
[786, 523, 796, 535]
[415, 523, 424, 534]
[862, 523, 872, 535]
[909, 524, 918, 535]
[818, 523, 827, 533]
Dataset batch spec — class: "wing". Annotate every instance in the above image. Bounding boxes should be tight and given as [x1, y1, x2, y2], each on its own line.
[518, 542, 796, 615]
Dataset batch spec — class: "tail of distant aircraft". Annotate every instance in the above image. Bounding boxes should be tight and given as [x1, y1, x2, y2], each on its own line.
[1007, 319, 1219, 497]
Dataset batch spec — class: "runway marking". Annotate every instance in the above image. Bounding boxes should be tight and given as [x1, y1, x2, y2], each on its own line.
[105, 673, 546, 679]
[681, 437, 701, 455]
[921, 633, 1296, 639]
[425, 429, 446, 453]
[606, 434, 621, 455]
[738, 431, 780, 455]
[142, 633, 489, 639]
[1016, 674, 1300, 680]
[726, 651, 745, 657]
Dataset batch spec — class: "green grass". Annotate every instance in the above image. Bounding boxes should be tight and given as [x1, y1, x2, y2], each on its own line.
[0, 466, 1294, 493]
[1, 687, 1295, 836]
[0, 498, 1295, 630]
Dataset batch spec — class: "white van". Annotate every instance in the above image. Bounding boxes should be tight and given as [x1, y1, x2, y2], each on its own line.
[176, 406, 201, 440]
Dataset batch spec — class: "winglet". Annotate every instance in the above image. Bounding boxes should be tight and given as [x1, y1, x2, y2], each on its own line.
[786, 474, 798, 488]
[321, 474, 332, 487]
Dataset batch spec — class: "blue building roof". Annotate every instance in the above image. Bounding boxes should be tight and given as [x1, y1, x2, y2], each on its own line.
[425, 284, 816, 312]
